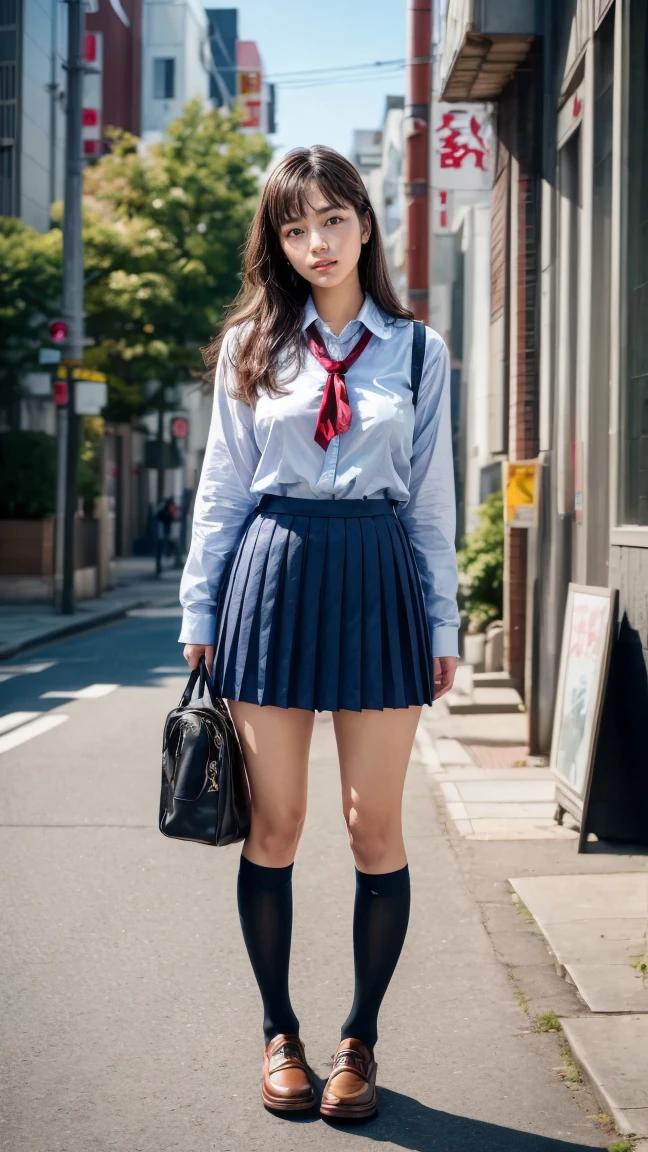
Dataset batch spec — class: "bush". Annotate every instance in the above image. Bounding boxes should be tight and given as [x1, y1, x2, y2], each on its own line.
[0, 430, 57, 519]
[457, 490, 504, 633]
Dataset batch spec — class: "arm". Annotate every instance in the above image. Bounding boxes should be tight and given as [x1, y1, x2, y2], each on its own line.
[178, 329, 260, 645]
[398, 331, 460, 659]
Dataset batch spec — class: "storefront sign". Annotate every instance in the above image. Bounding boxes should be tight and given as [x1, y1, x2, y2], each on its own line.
[503, 460, 538, 528]
[431, 100, 493, 192]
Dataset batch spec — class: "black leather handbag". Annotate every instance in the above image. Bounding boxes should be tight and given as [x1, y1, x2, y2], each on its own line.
[159, 659, 250, 846]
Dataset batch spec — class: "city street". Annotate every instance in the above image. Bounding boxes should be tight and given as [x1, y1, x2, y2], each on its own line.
[0, 607, 608, 1151]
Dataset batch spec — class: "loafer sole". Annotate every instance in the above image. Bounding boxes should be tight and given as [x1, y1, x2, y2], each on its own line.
[261, 1083, 317, 1112]
[319, 1093, 378, 1121]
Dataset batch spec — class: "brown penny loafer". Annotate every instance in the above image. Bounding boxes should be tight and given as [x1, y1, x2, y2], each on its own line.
[320, 1038, 377, 1120]
[261, 1033, 316, 1112]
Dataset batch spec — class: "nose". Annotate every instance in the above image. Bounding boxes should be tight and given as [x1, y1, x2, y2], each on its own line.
[309, 228, 328, 254]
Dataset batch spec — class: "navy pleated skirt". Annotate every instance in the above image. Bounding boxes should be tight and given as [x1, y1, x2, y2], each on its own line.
[212, 495, 434, 712]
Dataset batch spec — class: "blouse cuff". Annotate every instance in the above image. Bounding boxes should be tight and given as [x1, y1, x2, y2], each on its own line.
[430, 625, 459, 659]
[178, 607, 217, 646]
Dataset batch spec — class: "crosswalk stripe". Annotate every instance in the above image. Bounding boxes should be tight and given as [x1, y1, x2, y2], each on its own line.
[0, 712, 41, 735]
[0, 713, 68, 755]
[40, 684, 118, 701]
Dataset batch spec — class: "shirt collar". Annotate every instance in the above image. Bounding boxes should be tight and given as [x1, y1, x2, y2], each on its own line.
[301, 292, 393, 340]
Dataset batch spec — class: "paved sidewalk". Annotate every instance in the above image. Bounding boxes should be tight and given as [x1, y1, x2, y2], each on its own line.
[418, 664, 648, 1145]
[0, 557, 181, 659]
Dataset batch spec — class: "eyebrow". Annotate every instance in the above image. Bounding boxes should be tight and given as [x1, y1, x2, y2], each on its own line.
[282, 203, 345, 226]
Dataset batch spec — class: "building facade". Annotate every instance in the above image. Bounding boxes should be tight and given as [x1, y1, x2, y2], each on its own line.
[140, 0, 212, 142]
[0, 0, 66, 230]
[86, 0, 143, 143]
[438, 0, 648, 772]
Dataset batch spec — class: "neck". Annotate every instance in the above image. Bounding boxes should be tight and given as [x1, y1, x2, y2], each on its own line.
[311, 271, 365, 337]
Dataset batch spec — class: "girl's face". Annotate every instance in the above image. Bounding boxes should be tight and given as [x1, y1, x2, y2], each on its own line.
[278, 182, 371, 290]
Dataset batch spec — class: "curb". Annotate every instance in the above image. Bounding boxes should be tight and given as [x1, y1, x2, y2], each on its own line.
[0, 597, 148, 661]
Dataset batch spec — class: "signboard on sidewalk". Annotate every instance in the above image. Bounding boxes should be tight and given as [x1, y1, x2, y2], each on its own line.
[503, 460, 538, 528]
[550, 584, 618, 850]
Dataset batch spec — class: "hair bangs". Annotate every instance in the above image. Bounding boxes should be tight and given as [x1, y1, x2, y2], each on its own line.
[267, 152, 361, 234]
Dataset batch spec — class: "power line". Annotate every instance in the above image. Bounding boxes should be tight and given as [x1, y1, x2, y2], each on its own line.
[267, 57, 406, 81]
[278, 70, 405, 91]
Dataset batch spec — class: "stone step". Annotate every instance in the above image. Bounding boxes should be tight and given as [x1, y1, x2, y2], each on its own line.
[472, 670, 516, 690]
[446, 686, 526, 715]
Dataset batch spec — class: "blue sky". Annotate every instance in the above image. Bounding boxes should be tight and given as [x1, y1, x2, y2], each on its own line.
[230, 0, 407, 159]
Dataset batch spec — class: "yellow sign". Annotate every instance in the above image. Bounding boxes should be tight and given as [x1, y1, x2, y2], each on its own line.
[504, 460, 538, 528]
[56, 367, 107, 383]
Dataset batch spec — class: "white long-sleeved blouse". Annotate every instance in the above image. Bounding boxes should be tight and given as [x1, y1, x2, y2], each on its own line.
[179, 292, 460, 657]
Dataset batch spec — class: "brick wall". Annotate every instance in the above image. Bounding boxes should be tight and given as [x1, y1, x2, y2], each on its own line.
[497, 46, 543, 691]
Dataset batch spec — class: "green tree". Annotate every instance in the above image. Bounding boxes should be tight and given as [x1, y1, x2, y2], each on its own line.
[0, 219, 63, 409]
[457, 490, 504, 632]
[79, 102, 272, 415]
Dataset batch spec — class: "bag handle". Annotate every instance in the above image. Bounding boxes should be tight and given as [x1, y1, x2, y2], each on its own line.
[179, 657, 221, 708]
[410, 320, 426, 409]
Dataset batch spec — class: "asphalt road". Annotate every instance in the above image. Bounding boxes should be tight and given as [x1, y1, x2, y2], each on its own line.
[0, 609, 606, 1151]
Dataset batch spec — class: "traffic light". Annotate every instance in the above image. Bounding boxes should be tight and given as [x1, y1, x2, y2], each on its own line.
[48, 319, 68, 343]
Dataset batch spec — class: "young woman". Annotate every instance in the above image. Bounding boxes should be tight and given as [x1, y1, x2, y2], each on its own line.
[179, 145, 459, 1120]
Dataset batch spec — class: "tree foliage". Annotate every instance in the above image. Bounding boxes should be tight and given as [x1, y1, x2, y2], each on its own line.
[0, 220, 62, 407]
[0, 102, 271, 418]
[80, 102, 272, 414]
[457, 489, 504, 632]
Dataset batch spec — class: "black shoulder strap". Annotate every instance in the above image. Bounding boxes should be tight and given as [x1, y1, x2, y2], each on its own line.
[409, 320, 426, 408]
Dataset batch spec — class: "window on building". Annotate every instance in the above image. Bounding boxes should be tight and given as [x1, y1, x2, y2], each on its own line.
[153, 58, 175, 100]
[624, 0, 648, 525]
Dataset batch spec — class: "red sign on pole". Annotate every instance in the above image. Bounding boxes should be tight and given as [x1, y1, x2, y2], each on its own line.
[170, 416, 189, 439]
[53, 380, 68, 406]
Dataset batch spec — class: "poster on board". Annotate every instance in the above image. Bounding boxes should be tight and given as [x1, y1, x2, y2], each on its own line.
[550, 584, 618, 850]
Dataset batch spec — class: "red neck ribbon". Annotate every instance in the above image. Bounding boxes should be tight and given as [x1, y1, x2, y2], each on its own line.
[306, 322, 373, 450]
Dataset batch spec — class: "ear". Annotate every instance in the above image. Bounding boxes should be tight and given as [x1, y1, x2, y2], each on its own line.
[361, 215, 372, 244]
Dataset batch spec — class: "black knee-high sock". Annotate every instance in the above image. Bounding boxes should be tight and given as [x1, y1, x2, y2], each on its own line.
[237, 854, 300, 1045]
[341, 864, 411, 1053]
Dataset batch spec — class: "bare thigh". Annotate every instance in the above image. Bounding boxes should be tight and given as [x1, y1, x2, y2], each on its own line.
[227, 701, 315, 868]
[332, 706, 422, 874]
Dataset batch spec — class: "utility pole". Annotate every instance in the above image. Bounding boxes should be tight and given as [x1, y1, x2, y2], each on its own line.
[61, 0, 86, 615]
[405, 0, 431, 321]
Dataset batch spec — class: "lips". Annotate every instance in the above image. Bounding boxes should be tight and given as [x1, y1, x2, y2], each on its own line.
[312, 259, 337, 270]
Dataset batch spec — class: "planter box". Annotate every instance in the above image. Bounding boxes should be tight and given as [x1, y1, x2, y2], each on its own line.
[0, 519, 55, 576]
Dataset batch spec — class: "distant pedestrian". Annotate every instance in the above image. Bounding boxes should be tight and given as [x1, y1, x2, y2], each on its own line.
[155, 496, 179, 574]
[179, 147, 459, 1119]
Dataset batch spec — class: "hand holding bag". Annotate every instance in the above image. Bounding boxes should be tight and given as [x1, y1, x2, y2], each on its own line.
[159, 659, 250, 846]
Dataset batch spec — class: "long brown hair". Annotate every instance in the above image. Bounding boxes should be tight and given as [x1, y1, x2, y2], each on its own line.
[202, 145, 413, 405]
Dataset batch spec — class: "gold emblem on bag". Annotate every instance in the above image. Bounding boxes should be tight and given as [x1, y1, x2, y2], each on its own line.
[207, 761, 219, 792]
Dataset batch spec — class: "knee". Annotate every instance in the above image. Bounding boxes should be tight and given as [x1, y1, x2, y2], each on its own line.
[249, 809, 305, 866]
[344, 807, 398, 872]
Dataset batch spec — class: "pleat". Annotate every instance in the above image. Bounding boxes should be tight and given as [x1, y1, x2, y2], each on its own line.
[289, 517, 328, 710]
[255, 516, 293, 703]
[384, 516, 425, 702]
[233, 515, 277, 694]
[315, 516, 346, 711]
[374, 516, 406, 708]
[394, 516, 433, 676]
[215, 511, 265, 692]
[338, 518, 363, 712]
[265, 515, 309, 708]
[359, 517, 383, 709]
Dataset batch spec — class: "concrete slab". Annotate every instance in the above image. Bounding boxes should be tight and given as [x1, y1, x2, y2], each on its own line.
[442, 766, 552, 781]
[456, 780, 556, 802]
[528, 918, 647, 967]
[462, 801, 558, 819]
[511, 873, 648, 923]
[566, 963, 648, 1012]
[447, 686, 526, 715]
[467, 819, 578, 840]
[473, 671, 515, 689]
[435, 737, 475, 765]
[561, 1015, 648, 1135]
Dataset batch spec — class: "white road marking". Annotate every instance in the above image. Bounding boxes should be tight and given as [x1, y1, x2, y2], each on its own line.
[127, 608, 182, 618]
[0, 675, 14, 683]
[150, 666, 187, 674]
[0, 663, 56, 675]
[0, 712, 41, 735]
[0, 713, 68, 754]
[40, 684, 118, 701]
